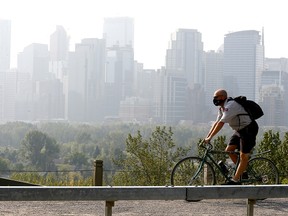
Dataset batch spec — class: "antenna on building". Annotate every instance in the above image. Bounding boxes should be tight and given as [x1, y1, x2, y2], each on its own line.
[261, 27, 264, 45]
[262, 27, 265, 57]
[262, 26, 265, 62]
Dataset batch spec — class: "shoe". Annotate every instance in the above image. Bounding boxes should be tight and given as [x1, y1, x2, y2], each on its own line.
[221, 180, 241, 185]
[241, 171, 248, 180]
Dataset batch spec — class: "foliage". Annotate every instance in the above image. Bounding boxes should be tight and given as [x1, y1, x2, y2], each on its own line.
[64, 152, 89, 169]
[112, 126, 190, 186]
[257, 130, 280, 155]
[0, 158, 10, 175]
[20, 130, 60, 171]
[212, 136, 227, 162]
[256, 130, 288, 183]
[10, 172, 92, 186]
[0, 122, 287, 185]
[278, 132, 288, 181]
[0, 122, 35, 147]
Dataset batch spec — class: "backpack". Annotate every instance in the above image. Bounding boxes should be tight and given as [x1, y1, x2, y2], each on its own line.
[230, 96, 264, 120]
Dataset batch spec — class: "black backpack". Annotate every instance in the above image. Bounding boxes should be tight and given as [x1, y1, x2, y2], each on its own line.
[230, 96, 264, 120]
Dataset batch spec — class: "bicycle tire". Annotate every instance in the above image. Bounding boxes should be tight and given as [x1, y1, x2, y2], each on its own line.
[170, 156, 216, 186]
[246, 157, 279, 185]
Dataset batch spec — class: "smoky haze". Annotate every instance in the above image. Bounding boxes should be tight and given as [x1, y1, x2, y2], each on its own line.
[0, 0, 287, 126]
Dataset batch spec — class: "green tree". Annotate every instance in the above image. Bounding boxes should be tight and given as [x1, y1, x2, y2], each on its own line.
[256, 130, 284, 182]
[21, 130, 59, 171]
[0, 158, 9, 175]
[256, 130, 281, 167]
[276, 132, 288, 182]
[76, 132, 92, 144]
[65, 152, 89, 170]
[112, 126, 189, 186]
[212, 135, 227, 161]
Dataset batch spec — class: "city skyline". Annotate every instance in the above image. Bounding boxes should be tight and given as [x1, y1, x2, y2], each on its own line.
[0, 16, 287, 126]
[0, 0, 287, 69]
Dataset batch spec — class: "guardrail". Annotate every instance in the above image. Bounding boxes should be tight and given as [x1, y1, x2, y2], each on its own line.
[0, 185, 287, 216]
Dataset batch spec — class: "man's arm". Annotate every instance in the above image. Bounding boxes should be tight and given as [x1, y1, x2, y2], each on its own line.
[205, 121, 225, 142]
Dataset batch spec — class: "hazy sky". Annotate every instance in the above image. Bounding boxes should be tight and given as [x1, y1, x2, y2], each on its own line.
[1, 0, 287, 69]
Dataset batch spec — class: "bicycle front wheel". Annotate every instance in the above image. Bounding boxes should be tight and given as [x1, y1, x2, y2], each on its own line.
[171, 157, 215, 186]
[246, 157, 279, 185]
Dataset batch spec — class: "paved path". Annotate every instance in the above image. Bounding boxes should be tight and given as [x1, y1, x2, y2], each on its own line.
[0, 198, 288, 215]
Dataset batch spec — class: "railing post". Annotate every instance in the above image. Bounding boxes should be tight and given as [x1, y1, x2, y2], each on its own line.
[93, 160, 103, 186]
[105, 201, 115, 216]
[247, 199, 256, 216]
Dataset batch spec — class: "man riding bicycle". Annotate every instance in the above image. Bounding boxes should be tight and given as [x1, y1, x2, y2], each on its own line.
[204, 89, 259, 185]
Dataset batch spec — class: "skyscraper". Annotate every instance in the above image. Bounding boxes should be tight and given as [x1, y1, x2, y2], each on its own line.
[17, 43, 50, 81]
[259, 58, 288, 126]
[102, 17, 135, 118]
[204, 50, 223, 106]
[164, 29, 205, 124]
[49, 25, 69, 80]
[223, 30, 264, 101]
[103, 17, 134, 48]
[0, 19, 11, 72]
[67, 38, 106, 122]
[166, 29, 204, 88]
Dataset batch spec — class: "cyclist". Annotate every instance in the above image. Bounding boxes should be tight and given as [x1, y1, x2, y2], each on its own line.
[204, 89, 259, 185]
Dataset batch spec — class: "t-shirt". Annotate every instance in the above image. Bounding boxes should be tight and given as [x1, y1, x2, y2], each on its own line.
[216, 99, 251, 131]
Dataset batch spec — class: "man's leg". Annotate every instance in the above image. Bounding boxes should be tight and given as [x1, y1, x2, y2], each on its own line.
[225, 144, 238, 164]
[233, 152, 249, 181]
[233, 121, 258, 182]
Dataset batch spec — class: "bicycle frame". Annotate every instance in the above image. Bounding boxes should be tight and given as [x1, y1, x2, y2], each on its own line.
[198, 144, 238, 182]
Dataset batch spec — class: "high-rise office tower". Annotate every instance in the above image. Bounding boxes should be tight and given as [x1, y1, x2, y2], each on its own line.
[0, 19, 11, 72]
[103, 17, 135, 118]
[49, 25, 69, 80]
[223, 30, 264, 101]
[164, 29, 204, 124]
[103, 17, 134, 48]
[259, 58, 288, 126]
[162, 73, 188, 124]
[166, 29, 204, 88]
[67, 38, 106, 122]
[204, 50, 224, 107]
[104, 46, 134, 117]
[17, 43, 50, 81]
[260, 85, 286, 126]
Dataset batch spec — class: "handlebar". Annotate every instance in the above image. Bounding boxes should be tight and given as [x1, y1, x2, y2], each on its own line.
[199, 140, 213, 150]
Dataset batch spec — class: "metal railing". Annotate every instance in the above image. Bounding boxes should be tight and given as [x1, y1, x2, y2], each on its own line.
[0, 185, 288, 216]
[1, 160, 287, 216]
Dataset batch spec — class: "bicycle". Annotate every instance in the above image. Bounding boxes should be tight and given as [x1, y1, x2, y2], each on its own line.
[170, 141, 279, 186]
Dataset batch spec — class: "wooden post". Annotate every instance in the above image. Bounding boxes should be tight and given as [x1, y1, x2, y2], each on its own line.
[247, 199, 256, 216]
[105, 201, 115, 216]
[93, 160, 103, 186]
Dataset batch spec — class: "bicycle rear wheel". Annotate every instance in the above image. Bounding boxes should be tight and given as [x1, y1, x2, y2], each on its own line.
[246, 157, 279, 184]
[170, 157, 215, 186]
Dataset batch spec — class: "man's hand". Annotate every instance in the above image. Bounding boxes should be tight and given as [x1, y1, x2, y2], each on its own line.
[204, 137, 211, 143]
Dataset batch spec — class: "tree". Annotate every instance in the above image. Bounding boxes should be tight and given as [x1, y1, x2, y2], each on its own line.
[76, 132, 92, 144]
[0, 158, 9, 175]
[65, 152, 89, 170]
[256, 130, 284, 182]
[256, 130, 281, 166]
[21, 130, 59, 171]
[277, 132, 288, 182]
[112, 126, 189, 186]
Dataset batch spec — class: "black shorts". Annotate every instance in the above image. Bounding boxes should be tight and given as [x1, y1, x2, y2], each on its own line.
[228, 120, 259, 154]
